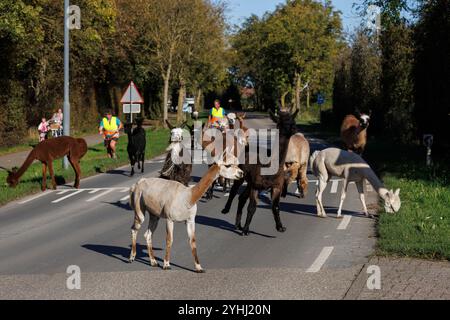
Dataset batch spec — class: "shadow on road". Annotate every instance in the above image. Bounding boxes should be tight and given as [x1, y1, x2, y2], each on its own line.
[82, 244, 162, 265]
[196, 215, 276, 238]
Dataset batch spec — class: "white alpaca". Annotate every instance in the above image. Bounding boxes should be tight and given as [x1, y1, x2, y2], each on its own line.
[310, 148, 401, 218]
[129, 155, 243, 273]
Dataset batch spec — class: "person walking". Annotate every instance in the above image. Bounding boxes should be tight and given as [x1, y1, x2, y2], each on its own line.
[99, 110, 123, 159]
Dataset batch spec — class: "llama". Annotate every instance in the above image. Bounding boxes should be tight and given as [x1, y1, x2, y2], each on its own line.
[4, 136, 88, 191]
[227, 109, 298, 236]
[341, 112, 371, 155]
[124, 119, 146, 177]
[129, 153, 244, 273]
[310, 148, 401, 218]
[283, 133, 310, 198]
[160, 120, 193, 186]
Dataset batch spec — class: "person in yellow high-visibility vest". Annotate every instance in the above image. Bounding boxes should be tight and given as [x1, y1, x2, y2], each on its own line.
[208, 99, 227, 127]
[99, 110, 123, 159]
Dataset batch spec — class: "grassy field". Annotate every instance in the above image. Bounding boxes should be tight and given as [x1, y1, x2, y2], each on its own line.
[0, 128, 169, 206]
[363, 139, 450, 261]
[299, 120, 450, 260]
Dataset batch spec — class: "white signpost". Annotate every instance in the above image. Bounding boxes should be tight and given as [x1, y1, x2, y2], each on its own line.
[121, 81, 144, 123]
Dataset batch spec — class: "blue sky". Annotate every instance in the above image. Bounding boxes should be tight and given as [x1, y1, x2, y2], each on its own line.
[227, 0, 362, 33]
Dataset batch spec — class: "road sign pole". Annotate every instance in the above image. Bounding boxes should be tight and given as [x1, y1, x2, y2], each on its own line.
[63, 0, 70, 169]
[130, 82, 133, 124]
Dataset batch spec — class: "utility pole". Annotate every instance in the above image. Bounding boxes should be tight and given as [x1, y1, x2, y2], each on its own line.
[63, 0, 71, 169]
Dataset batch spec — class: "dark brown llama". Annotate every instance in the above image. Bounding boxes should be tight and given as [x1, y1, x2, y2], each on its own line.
[5, 136, 88, 191]
[223, 110, 298, 236]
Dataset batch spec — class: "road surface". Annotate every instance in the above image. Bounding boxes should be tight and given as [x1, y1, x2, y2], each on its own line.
[0, 115, 377, 299]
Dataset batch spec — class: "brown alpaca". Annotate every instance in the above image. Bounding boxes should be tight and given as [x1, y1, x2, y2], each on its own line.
[341, 112, 371, 155]
[6, 137, 88, 191]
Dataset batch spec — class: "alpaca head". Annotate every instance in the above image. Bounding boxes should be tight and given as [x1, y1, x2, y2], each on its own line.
[124, 122, 133, 135]
[5, 167, 19, 188]
[170, 128, 184, 143]
[217, 162, 244, 181]
[359, 111, 371, 129]
[270, 109, 298, 137]
[381, 189, 401, 213]
[227, 113, 237, 126]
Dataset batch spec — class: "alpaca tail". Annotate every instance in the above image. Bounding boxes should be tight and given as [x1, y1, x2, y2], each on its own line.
[309, 151, 321, 173]
[130, 179, 146, 227]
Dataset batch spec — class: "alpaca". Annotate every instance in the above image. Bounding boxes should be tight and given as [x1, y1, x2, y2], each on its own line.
[283, 133, 310, 198]
[310, 148, 401, 219]
[229, 109, 298, 236]
[341, 112, 371, 155]
[5, 136, 88, 191]
[124, 119, 146, 177]
[129, 156, 244, 273]
[160, 120, 193, 186]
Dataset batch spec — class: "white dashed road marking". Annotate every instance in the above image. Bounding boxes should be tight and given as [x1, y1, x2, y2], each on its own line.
[86, 189, 114, 202]
[52, 190, 84, 204]
[337, 215, 352, 230]
[330, 180, 339, 194]
[307, 246, 334, 273]
[120, 195, 130, 202]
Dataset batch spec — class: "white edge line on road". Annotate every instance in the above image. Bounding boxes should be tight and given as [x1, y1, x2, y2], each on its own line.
[337, 215, 352, 230]
[19, 191, 54, 204]
[306, 246, 334, 273]
[57, 190, 70, 195]
[52, 190, 84, 204]
[86, 189, 114, 202]
[120, 195, 130, 202]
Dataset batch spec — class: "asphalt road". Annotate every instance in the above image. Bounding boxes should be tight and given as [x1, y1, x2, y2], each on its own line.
[0, 115, 377, 299]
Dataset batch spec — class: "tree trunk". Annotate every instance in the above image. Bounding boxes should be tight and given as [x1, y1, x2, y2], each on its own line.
[281, 91, 289, 110]
[306, 87, 310, 110]
[176, 78, 186, 123]
[195, 88, 203, 112]
[162, 66, 171, 127]
[295, 73, 302, 113]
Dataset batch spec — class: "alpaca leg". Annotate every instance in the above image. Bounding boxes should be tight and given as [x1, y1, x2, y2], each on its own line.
[69, 158, 81, 189]
[271, 188, 286, 233]
[235, 184, 250, 230]
[41, 163, 47, 191]
[316, 178, 328, 218]
[163, 220, 174, 270]
[356, 181, 370, 217]
[222, 178, 244, 214]
[48, 161, 57, 190]
[242, 189, 258, 236]
[141, 154, 145, 173]
[129, 218, 142, 263]
[144, 215, 160, 267]
[299, 165, 309, 199]
[337, 179, 350, 219]
[187, 217, 204, 273]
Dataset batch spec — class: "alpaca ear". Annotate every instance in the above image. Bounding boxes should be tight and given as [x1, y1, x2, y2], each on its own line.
[395, 189, 400, 196]
[269, 110, 279, 123]
[165, 120, 175, 130]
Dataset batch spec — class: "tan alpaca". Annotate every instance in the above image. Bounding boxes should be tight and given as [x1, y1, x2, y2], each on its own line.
[129, 159, 243, 273]
[284, 133, 310, 198]
[310, 148, 401, 218]
[341, 113, 370, 155]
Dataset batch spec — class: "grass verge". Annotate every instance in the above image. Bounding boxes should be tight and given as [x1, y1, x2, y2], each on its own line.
[0, 128, 169, 206]
[299, 122, 450, 261]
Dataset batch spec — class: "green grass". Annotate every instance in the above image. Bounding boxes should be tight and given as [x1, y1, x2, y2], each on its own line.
[0, 128, 169, 206]
[363, 139, 450, 261]
[298, 121, 450, 261]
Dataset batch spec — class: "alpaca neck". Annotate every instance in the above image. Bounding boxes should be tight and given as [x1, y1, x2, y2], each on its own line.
[364, 167, 386, 196]
[190, 165, 220, 206]
[13, 149, 37, 181]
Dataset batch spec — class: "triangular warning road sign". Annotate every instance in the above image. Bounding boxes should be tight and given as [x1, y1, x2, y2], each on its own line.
[120, 81, 144, 104]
